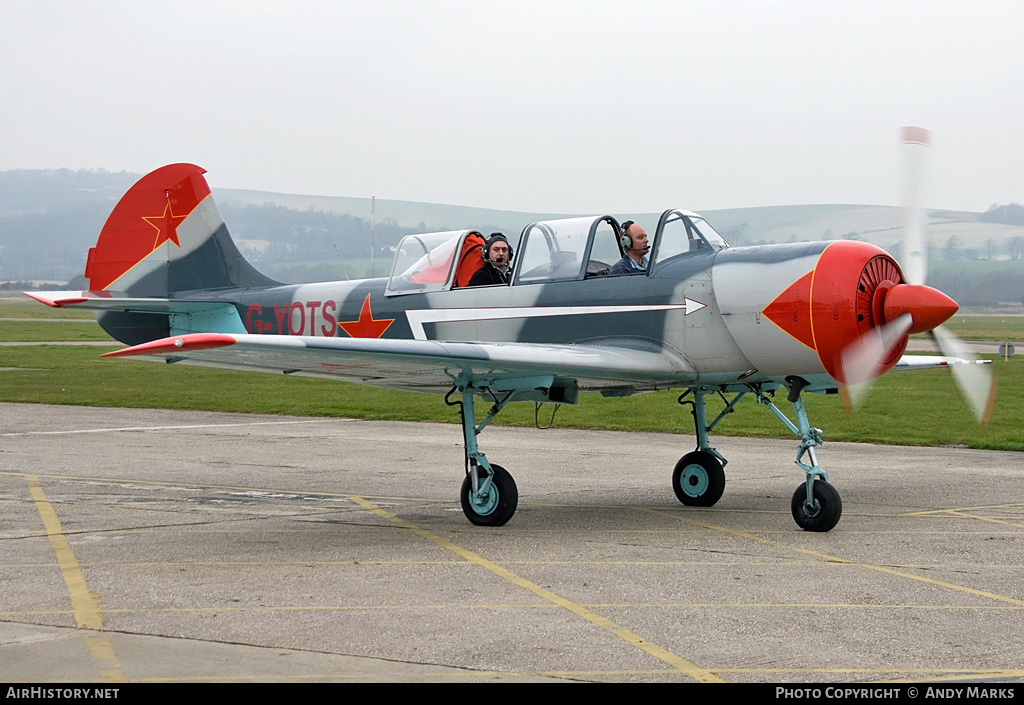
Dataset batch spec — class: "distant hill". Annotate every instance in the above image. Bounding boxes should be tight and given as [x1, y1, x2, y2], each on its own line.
[2, 169, 1023, 307]
[214, 188, 573, 236]
[214, 188, 1024, 263]
[0, 168, 139, 212]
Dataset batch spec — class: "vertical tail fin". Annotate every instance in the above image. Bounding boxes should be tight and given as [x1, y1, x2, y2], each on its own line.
[81, 164, 279, 345]
[85, 163, 279, 296]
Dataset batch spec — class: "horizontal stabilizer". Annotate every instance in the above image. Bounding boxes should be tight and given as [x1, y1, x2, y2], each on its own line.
[23, 291, 235, 316]
[23, 291, 94, 308]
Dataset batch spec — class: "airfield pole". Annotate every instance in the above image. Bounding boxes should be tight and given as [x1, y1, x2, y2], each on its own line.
[901, 126, 931, 286]
[370, 196, 376, 277]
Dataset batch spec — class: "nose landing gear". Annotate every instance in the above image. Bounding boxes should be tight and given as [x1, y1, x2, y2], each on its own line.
[677, 378, 843, 532]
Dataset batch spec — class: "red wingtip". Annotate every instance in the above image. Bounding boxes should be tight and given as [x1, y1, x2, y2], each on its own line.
[24, 289, 120, 307]
[102, 333, 236, 357]
[22, 292, 87, 308]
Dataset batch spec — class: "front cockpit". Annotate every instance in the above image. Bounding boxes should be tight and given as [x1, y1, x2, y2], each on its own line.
[651, 209, 730, 263]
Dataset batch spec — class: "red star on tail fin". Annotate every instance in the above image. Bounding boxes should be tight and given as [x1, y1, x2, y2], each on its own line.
[143, 199, 187, 249]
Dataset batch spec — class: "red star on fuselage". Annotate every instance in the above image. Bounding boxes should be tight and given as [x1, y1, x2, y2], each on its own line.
[142, 200, 187, 250]
[338, 294, 394, 338]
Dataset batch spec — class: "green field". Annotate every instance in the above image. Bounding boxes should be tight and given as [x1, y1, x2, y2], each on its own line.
[0, 299, 97, 319]
[1, 300, 1021, 451]
[915, 314, 1024, 342]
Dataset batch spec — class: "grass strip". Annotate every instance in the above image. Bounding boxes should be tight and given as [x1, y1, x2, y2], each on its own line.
[1, 344, 1021, 451]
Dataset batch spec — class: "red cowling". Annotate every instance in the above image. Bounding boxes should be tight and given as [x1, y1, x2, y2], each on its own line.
[763, 241, 958, 384]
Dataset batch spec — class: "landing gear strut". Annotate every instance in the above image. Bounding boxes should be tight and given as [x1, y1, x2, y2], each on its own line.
[447, 385, 518, 526]
[445, 374, 577, 527]
[675, 390, 734, 507]
[760, 376, 843, 532]
[677, 378, 843, 532]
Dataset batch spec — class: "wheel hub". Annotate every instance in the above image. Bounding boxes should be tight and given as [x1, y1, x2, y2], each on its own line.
[468, 486, 498, 516]
[802, 499, 821, 517]
[680, 464, 709, 497]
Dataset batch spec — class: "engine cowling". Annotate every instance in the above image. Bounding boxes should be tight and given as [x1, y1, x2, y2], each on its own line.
[713, 241, 957, 384]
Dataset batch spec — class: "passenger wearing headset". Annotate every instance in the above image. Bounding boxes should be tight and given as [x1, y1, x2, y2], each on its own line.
[609, 220, 650, 275]
[467, 233, 514, 287]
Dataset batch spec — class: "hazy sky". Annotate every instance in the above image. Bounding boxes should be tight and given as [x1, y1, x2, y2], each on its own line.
[3, 1, 1022, 213]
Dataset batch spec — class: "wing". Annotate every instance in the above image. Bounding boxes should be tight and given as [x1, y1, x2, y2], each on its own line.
[102, 332, 698, 396]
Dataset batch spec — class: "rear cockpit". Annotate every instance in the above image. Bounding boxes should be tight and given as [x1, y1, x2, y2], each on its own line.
[386, 229, 489, 295]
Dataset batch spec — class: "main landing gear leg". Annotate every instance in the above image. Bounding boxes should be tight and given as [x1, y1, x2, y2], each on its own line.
[673, 389, 735, 507]
[447, 386, 518, 527]
[756, 377, 843, 532]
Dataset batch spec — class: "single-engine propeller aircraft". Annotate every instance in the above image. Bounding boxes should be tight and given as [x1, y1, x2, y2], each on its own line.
[26, 128, 994, 531]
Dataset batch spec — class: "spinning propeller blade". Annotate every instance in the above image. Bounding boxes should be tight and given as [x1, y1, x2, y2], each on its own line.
[841, 313, 913, 408]
[901, 126, 931, 286]
[930, 325, 998, 426]
[838, 127, 995, 423]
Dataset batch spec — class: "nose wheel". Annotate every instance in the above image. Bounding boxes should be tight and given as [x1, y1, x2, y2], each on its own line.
[791, 479, 842, 532]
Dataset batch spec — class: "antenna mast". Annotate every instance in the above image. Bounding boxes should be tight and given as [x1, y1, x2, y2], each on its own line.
[369, 196, 376, 277]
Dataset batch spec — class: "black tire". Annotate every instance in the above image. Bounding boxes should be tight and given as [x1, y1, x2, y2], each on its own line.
[460, 463, 518, 527]
[791, 480, 843, 532]
[672, 451, 726, 507]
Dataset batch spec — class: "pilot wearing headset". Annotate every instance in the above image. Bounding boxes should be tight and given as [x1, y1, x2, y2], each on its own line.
[609, 220, 650, 275]
[467, 233, 514, 287]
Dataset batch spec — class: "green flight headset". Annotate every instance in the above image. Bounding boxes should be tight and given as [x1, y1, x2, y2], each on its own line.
[619, 220, 636, 250]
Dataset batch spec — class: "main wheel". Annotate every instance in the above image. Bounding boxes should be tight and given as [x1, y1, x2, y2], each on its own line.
[672, 451, 726, 507]
[791, 480, 842, 532]
[460, 463, 518, 527]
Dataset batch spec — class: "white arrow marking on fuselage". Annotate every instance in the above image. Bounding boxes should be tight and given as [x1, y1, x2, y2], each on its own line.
[405, 304, 689, 340]
[683, 297, 707, 316]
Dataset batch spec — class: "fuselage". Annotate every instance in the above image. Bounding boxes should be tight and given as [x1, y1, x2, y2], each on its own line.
[174, 237, 865, 394]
